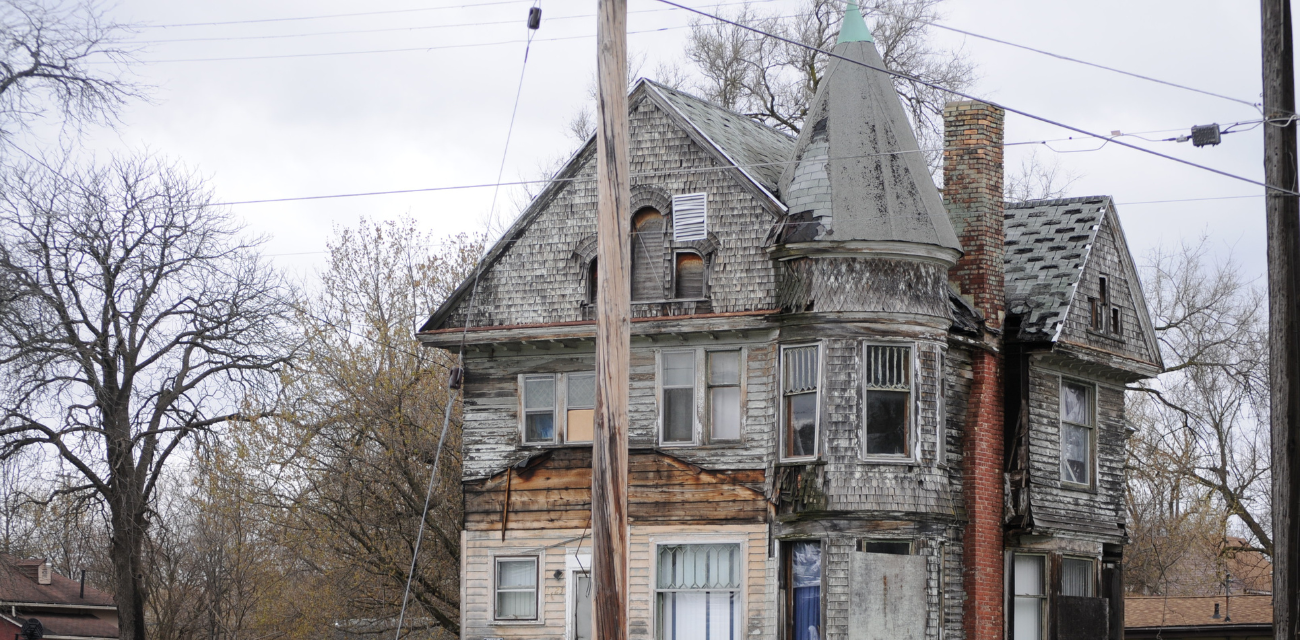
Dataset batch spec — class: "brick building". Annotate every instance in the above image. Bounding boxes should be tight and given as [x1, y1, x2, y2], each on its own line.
[416, 3, 1161, 638]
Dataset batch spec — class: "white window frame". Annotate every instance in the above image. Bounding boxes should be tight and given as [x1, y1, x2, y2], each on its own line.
[1011, 552, 1047, 640]
[657, 349, 701, 446]
[860, 341, 919, 462]
[705, 348, 745, 443]
[518, 372, 596, 446]
[493, 555, 541, 622]
[565, 371, 596, 444]
[779, 343, 822, 461]
[1058, 377, 1096, 489]
[649, 535, 748, 640]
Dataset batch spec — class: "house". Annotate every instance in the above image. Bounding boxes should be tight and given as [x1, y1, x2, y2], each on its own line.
[416, 4, 1162, 639]
[0, 556, 118, 640]
[1126, 595, 1272, 639]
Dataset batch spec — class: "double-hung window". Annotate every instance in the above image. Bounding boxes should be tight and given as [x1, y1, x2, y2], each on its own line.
[495, 557, 539, 620]
[661, 351, 696, 444]
[863, 344, 912, 457]
[523, 375, 557, 444]
[708, 351, 741, 441]
[782, 345, 819, 459]
[1060, 380, 1094, 486]
[520, 373, 596, 445]
[1012, 554, 1045, 640]
[1062, 557, 1095, 597]
[655, 544, 741, 640]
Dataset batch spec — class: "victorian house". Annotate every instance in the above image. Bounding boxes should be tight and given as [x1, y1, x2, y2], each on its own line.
[416, 4, 1161, 639]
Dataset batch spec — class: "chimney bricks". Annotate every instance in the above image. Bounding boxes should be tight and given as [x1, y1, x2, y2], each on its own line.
[944, 101, 1006, 329]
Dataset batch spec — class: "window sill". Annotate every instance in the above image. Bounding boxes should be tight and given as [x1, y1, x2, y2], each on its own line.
[520, 442, 592, 449]
[491, 619, 546, 626]
[1059, 480, 1096, 493]
[859, 454, 918, 465]
[775, 458, 824, 467]
[629, 298, 709, 305]
[1084, 328, 1125, 342]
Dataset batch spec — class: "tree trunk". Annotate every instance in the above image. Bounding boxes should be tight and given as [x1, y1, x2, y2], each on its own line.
[109, 493, 148, 640]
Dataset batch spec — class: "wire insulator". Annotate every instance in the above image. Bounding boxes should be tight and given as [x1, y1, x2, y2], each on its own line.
[527, 7, 541, 30]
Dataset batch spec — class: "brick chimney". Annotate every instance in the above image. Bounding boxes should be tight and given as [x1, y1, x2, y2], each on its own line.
[943, 101, 1006, 640]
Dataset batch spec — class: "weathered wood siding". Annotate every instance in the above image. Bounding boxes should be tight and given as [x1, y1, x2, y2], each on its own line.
[464, 449, 766, 531]
[1024, 360, 1127, 540]
[777, 257, 952, 319]
[461, 524, 772, 640]
[459, 332, 778, 480]
[1058, 213, 1159, 368]
[437, 93, 779, 331]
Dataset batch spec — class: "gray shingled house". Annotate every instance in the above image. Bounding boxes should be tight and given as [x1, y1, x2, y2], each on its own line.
[416, 5, 1161, 640]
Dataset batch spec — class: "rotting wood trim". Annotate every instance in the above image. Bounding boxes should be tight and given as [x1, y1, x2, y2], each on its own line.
[501, 466, 513, 541]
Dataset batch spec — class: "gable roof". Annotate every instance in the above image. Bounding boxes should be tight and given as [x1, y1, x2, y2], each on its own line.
[643, 80, 795, 194]
[1126, 595, 1272, 629]
[0, 555, 114, 607]
[419, 79, 793, 334]
[1004, 197, 1107, 339]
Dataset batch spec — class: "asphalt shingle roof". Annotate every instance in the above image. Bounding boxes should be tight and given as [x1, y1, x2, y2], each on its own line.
[1126, 595, 1272, 628]
[1003, 196, 1111, 340]
[0, 556, 114, 607]
[644, 80, 795, 193]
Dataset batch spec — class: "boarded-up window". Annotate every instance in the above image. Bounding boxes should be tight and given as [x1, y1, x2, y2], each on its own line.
[849, 550, 926, 639]
[632, 209, 665, 301]
[671, 192, 707, 241]
[864, 344, 911, 456]
[567, 373, 595, 443]
[674, 252, 705, 299]
[1056, 596, 1109, 640]
[782, 345, 819, 459]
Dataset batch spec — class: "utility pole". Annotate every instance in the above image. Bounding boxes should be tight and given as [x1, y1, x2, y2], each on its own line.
[1263, 1, 1300, 638]
[592, 0, 630, 637]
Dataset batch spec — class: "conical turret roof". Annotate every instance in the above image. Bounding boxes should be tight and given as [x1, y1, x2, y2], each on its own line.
[778, 3, 960, 257]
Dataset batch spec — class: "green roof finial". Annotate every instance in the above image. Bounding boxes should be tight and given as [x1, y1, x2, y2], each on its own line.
[837, 0, 874, 44]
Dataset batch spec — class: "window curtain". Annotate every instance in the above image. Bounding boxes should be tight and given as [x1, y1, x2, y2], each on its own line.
[791, 542, 821, 640]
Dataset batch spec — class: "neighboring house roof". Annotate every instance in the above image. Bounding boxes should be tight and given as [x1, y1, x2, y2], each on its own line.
[1, 612, 119, 640]
[777, 27, 960, 252]
[1126, 595, 1272, 633]
[1223, 537, 1273, 595]
[1004, 197, 1107, 339]
[0, 556, 113, 607]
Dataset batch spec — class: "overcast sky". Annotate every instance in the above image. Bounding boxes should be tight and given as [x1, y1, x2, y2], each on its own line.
[38, 0, 1273, 292]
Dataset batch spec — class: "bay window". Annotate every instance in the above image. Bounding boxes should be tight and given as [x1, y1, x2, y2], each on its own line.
[863, 344, 912, 457]
[1060, 380, 1094, 486]
[781, 345, 819, 459]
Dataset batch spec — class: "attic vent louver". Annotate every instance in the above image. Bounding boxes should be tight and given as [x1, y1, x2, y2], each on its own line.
[37, 561, 51, 585]
[671, 193, 707, 241]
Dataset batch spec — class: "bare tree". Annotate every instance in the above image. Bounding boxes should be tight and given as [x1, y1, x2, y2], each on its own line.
[685, 0, 976, 172]
[1128, 239, 1272, 561]
[0, 0, 143, 140]
[266, 219, 480, 637]
[1003, 148, 1082, 203]
[0, 154, 296, 640]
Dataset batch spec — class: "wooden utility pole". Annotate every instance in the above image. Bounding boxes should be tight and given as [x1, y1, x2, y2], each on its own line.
[1263, 1, 1300, 638]
[592, 0, 630, 637]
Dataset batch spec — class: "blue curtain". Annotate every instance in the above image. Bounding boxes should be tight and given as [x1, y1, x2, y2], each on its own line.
[793, 585, 820, 640]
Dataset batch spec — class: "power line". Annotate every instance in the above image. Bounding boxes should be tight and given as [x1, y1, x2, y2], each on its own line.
[128, 26, 686, 63]
[132, 1, 777, 44]
[656, 0, 1300, 197]
[144, 0, 530, 28]
[846, 2, 1261, 111]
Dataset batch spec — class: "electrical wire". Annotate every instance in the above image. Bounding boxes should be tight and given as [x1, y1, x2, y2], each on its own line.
[391, 7, 539, 640]
[654, 0, 1300, 197]
[128, 26, 685, 63]
[132, 0, 781, 44]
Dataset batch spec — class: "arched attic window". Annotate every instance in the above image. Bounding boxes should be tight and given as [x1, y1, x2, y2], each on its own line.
[586, 259, 598, 304]
[631, 208, 666, 301]
[674, 252, 705, 299]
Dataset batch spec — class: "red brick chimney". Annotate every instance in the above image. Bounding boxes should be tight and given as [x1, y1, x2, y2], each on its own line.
[943, 101, 1006, 640]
